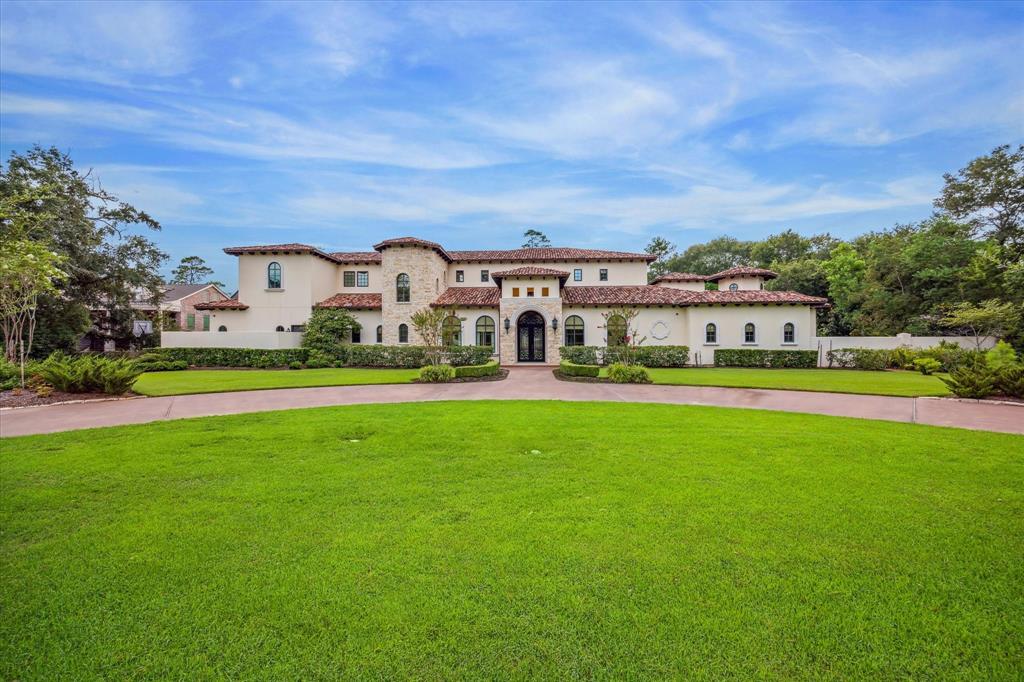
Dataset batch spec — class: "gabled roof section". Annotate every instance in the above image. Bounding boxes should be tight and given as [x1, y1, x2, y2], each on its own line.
[161, 283, 226, 302]
[194, 299, 249, 310]
[490, 266, 570, 283]
[373, 237, 452, 262]
[224, 243, 341, 264]
[431, 287, 500, 308]
[450, 247, 656, 263]
[316, 293, 383, 309]
[706, 266, 778, 282]
[650, 272, 706, 284]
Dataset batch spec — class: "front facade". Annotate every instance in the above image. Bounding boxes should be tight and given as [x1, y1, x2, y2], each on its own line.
[187, 237, 828, 364]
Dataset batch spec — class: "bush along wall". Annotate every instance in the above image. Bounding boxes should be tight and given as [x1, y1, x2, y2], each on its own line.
[156, 347, 309, 368]
[453, 360, 500, 378]
[559, 345, 690, 367]
[714, 348, 818, 368]
[558, 361, 600, 378]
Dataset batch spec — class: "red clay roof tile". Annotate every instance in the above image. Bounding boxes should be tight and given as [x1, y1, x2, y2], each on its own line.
[706, 266, 778, 281]
[315, 293, 383, 309]
[431, 287, 501, 307]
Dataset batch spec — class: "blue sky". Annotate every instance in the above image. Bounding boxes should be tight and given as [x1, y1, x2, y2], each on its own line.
[1, 1, 1021, 289]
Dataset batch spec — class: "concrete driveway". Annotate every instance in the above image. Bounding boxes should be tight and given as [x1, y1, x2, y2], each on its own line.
[2, 367, 1022, 437]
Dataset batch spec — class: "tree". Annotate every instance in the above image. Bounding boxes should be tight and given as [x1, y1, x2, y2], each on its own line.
[936, 144, 1024, 256]
[941, 299, 1022, 350]
[600, 308, 644, 365]
[644, 236, 676, 277]
[521, 229, 551, 248]
[750, 229, 812, 266]
[171, 256, 223, 287]
[0, 146, 167, 355]
[0, 239, 67, 384]
[301, 308, 360, 359]
[821, 243, 866, 333]
[661, 236, 752, 276]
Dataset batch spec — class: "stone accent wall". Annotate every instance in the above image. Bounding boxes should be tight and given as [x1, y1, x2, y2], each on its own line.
[379, 245, 449, 344]
[498, 296, 563, 365]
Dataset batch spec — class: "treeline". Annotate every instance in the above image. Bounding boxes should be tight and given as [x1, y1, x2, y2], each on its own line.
[648, 145, 1024, 344]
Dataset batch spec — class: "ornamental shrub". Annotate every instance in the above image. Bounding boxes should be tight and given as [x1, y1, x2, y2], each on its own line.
[606, 345, 690, 367]
[560, 346, 599, 365]
[607, 363, 651, 383]
[346, 345, 428, 368]
[301, 308, 360, 359]
[288, 361, 303, 370]
[1, 359, 20, 390]
[913, 358, 942, 375]
[453, 360, 500, 378]
[888, 345, 919, 370]
[558, 361, 599, 378]
[940, 358, 996, 399]
[918, 341, 973, 372]
[444, 346, 493, 367]
[305, 349, 334, 369]
[33, 352, 142, 394]
[717, 348, 818, 368]
[157, 347, 308, 368]
[994, 364, 1024, 399]
[825, 348, 889, 371]
[985, 340, 1019, 372]
[418, 364, 455, 383]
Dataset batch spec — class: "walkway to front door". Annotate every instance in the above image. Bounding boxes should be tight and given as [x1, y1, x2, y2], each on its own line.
[517, 311, 545, 362]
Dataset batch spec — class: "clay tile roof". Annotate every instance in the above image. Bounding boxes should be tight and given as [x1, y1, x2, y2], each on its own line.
[224, 243, 341, 263]
[315, 293, 383, 309]
[562, 286, 829, 308]
[706, 266, 778, 281]
[448, 247, 656, 263]
[373, 237, 452, 261]
[692, 290, 829, 307]
[330, 251, 381, 263]
[431, 287, 501, 307]
[651, 272, 707, 283]
[490, 266, 570, 281]
[194, 299, 249, 310]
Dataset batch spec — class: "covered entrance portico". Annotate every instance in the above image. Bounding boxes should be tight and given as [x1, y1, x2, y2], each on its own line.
[516, 311, 546, 362]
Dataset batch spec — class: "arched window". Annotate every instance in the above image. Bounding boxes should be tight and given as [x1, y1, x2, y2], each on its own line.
[476, 316, 495, 351]
[275, 325, 285, 332]
[398, 323, 409, 343]
[783, 322, 795, 344]
[396, 273, 410, 302]
[705, 323, 717, 344]
[376, 325, 383, 344]
[728, 282, 738, 291]
[744, 322, 756, 344]
[442, 315, 461, 346]
[218, 325, 227, 332]
[606, 314, 627, 346]
[564, 315, 584, 346]
[267, 262, 282, 288]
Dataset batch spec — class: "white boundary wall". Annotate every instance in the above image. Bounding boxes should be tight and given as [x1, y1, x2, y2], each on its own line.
[161, 331, 302, 349]
[816, 333, 994, 366]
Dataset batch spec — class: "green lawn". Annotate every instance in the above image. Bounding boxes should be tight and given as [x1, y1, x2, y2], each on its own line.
[609, 367, 951, 397]
[133, 367, 419, 396]
[2, 402, 1022, 679]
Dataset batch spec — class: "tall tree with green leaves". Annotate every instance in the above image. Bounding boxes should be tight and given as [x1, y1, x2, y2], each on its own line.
[0, 240, 67, 382]
[821, 243, 867, 333]
[521, 229, 551, 248]
[0, 146, 167, 355]
[644, 236, 677, 277]
[661, 236, 753, 276]
[170, 256, 223, 287]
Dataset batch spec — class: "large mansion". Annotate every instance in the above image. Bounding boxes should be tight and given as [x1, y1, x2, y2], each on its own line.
[187, 237, 829, 364]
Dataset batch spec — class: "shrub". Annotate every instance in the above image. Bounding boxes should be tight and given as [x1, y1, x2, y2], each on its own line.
[918, 341, 975, 372]
[888, 345, 919, 370]
[288, 361, 303, 370]
[302, 308, 360, 359]
[135, 353, 187, 372]
[994, 364, 1024, 399]
[157, 347, 308, 368]
[346, 345, 428, 368]
[606, 345, 690, 367]
[1, 359, 19, 390]
[607, 363, 651, 383]
[718, 348, 818, 368]
[454, 360, 500, 378]
[941, 358, 996, 399]
[418, 364, 455, 383]
[34, 352, 143, 394]
[305, 349, 334, 369]
[560, 346, 600, 365]
[913, 358, 942, 375]
[444, 346, 493, 367]
[826, 348, 889, 371]
[559, 361, 600, 378]
[985, 340, 1019, 372]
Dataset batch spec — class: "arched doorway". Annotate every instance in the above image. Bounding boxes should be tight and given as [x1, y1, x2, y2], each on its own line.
[517, 311, 545, 362]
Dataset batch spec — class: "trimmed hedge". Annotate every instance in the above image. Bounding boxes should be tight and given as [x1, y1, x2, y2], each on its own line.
[558, 361, 600, 378]
[345, 345, 428, 368]
[559, 345, 690, 367]
[715, 348, 817, 368]
[607, 363, 652, 384]
[445, 346, 494, 367]
[154, 345, 491, 369]
[454, 360, 500, 378]
[157, 347, 309, 368]
[419, 364, 455, 383]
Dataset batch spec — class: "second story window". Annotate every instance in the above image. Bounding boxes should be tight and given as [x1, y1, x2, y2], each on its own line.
[574, 268, 582, 281]
[456, 270, 464, 282]
[396, 273, 410, 302]
[343, 271, 355, 287]
[481, 270, 489, 282]
[729, 283, 739, 291]
[526, 287, 535, 297]
[599, 268, 608, 281]
[357, 271, 369, 287]
[267, 262, 282, 289]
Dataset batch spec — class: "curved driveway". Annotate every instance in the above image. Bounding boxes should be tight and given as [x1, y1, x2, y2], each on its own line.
[2, 367, 1022, 437]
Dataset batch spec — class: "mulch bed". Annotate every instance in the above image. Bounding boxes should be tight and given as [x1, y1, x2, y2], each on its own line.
[413, 369, 510, 384]
[552, 370, 610, 383]
[0, 389, 122, 409]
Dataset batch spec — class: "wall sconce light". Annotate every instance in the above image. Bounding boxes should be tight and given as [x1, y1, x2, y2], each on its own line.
[504, 317, 511, 334]
[551, 316, 559, 332]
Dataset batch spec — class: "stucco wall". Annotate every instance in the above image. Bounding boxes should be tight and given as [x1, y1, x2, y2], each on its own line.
[233, 254, 318, 331]
[561, 307, 688, 348]
[161, 331, 302, 349]
[715, 276, 766, 291]
[499, 276, 561, 298]
[684, 305, 818, 365]
[335, 264, 383, 293]
[818, 334, 996, 350]
[448, 260, 648, 286]
[349, 310, 384, 343]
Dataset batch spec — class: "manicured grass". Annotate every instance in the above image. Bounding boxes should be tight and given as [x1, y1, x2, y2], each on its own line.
[133, 367, 419, 396]
[602, 367, 951, 397]
[2, 402, 1022, 679]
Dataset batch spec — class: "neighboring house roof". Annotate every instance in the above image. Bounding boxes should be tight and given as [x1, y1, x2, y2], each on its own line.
[224, 243, 341, 263]
[490, 266, 570, 282]
[161, 283, 226, 302]
[651, 272, 706, 283]
[562, 286, 828, 307]
[373, 237, 452, 262]
[316, 293, 383, 309]
[194, 299, 249, 310]
[330, 251, 382, 263]
[450, 247, 656, 263]
[431, 287, 501, 308]
[705, 266, 778, 282]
